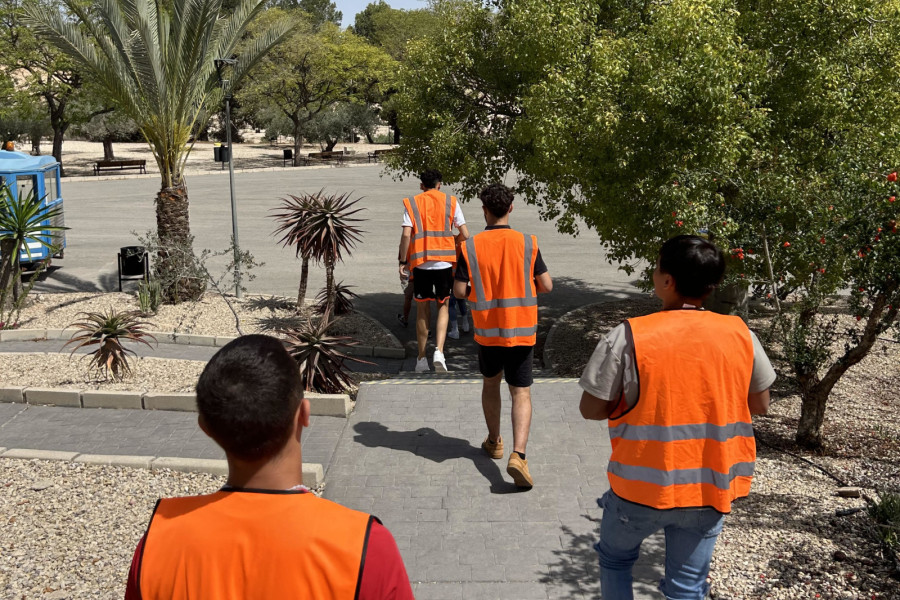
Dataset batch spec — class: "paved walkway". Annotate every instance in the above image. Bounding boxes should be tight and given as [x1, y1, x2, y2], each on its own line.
[0, 378, 663, 598]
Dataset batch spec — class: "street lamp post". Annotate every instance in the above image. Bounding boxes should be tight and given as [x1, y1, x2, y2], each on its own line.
[215, 57, 242, 299]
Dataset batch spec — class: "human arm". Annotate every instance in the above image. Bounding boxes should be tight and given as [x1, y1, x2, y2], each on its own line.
[748, 390, 770, 415]
[123, 535, 146, 600]
[358, 521, 414, 600]
[580, 390, 614, 421]
[455, 223, 470, 244]
[398, 227, 412, 277]
[535, 272, 552, 294]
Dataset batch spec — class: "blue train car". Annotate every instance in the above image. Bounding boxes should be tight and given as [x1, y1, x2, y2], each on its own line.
[0, 150, 66, 264]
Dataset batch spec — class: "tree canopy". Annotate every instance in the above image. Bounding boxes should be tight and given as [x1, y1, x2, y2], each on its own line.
[389, 0, 900, 447]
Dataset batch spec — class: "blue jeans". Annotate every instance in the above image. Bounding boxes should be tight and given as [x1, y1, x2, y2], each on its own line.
[448, 297, 468, 321]
[595, 490, 725, 600]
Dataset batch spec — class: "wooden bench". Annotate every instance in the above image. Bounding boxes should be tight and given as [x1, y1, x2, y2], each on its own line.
[308, 151, 344, 165]
[367, 148, 396, 163]
[94, 159, 147, 175]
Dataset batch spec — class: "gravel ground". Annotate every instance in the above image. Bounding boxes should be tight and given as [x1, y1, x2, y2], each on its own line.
[0, 353, 205, 392]
[547, 299, 900, 599]
[0, 459, 226, 599]
[12, 291, 399, 347]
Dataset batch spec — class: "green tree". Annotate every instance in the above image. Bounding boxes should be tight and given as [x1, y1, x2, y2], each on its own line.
[390, 0, 900, 449]
[239, 10, 394, 164]
[353, 1, 439, 61]
[28, 0, 291, 302]
[270, 0, 341, 27]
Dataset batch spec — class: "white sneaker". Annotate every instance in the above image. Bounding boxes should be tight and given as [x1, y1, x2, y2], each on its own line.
[448, 324, 460, 339]
[415, 357, 429, 373]
[433, 350, 448, 372]
[459, 316, 470, 333]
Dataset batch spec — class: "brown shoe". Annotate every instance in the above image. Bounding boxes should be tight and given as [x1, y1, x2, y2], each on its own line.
[482, 436, 504, 459]
[507, 453, 534, 489]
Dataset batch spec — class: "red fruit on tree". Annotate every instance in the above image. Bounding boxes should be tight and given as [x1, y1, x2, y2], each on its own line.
[783, 242, 791, 247]
[888, 172, 898, 182]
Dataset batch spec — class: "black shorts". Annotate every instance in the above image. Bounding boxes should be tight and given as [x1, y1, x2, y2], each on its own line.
[413, 267, 453, 303]
[477, 344, 534, 387]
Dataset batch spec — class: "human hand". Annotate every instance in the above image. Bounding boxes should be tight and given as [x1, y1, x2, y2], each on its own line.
[399, 264, 409, 280]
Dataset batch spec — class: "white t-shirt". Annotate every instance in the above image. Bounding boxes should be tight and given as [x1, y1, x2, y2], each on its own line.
[402, 195, 466, 270]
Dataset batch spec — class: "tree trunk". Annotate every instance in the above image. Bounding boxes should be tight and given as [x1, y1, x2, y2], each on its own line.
[155, 183, 205, 303]
[296, 257, 309, 308]
[365, 131, 374, 144]
[393, 126, 400, 145]
[324, 257, 335, 318]
[292, 120, 303, 167]
[51, 128, 65, 176]
[30, 135, 41, 155]
[102, 138, 115, 160]
[0, 239, 23, 314]
[324, 137, 338, 152]
[796, 385, 828, 449]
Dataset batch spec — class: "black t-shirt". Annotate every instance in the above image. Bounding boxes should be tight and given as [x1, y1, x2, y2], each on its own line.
[455, 225, 548, 282]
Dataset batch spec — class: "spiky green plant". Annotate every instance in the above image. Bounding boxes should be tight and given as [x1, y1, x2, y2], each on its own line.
[27, 0, 291, 302]
[272, 190, 364, 315]
[315, 281, 358, 315]
[64, 309, 157, 381]
[0, 184, 67, 312]
[272, 192, 322, 307]
[282, 314, 368, 393]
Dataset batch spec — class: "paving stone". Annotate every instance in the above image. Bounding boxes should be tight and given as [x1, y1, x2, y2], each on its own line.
[306, 392, 350, 417]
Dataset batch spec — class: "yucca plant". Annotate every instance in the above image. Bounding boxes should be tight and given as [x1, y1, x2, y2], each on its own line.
[0, 185, 67, 312]
[281, 314, 369, 393]
[64, 309, 157, 381]
[315, 281, 358, 316]
[272, 190, 365, 314]
[27, 0, 291, 303]
[272, 193, 322, 307]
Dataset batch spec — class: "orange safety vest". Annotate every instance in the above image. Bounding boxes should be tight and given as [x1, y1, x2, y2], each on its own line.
[607, 310, 756, 513]
[139, 490, 374, 600]
[462, 229, 539, 347]
[403, 189, 458, 269]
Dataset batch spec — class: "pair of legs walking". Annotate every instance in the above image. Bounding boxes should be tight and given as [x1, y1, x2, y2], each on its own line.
[595, 490, 725, 600]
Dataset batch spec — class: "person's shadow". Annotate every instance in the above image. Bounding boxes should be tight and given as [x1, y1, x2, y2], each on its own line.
[352, 422, 523, 494]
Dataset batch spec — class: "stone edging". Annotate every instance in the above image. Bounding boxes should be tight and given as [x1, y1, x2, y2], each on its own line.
[0, 387, 351, 417]
[543, 313, 564, 376]
[0, 447, 323, 486]
[0, 328, 406, 359]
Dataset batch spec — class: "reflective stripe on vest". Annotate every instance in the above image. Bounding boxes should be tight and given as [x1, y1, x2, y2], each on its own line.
[404, 190, 457, 269]
[607, 310, 756, 513]
[139, 491, 373, 599]
[464, 230, 539, 347]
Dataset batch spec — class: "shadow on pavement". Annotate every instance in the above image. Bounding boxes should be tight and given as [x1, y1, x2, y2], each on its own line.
[541, 515, 666, 598]
[352, 422, 524, 494]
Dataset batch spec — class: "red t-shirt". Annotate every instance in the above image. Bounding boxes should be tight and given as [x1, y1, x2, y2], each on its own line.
[124, 493, 412, 600]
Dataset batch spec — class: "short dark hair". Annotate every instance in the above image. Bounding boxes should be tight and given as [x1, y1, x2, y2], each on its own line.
[479, 183, 514, 218]
[420, 169, 442, 189]
[196, 334, 303, 461]
[658, 235, 725, 299]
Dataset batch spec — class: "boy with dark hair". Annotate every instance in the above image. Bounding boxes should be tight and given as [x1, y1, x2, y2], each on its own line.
[454, 183, 553, 489]
[398, 169, 469, 372]
[579, 235, 776, 599]
[125, 334, 413, 600]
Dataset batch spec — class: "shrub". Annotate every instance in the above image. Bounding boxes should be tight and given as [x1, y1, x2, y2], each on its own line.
[64, 309, 156, 380]
[315, 281, 358, 315]
[281, 315, 368, 393]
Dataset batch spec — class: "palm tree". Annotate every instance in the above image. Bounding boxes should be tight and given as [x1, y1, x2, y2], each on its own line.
[272, 192, 322, 308]
[27, 0, 291, 302]
[0, 185, 67, 312]
[272, 190, 365, 314]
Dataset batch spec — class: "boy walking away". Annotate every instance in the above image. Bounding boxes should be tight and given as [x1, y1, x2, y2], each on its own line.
[579, 235, 776, 599]
[398, 169, 469, 372]
[454, 183, 552, 489]
[125, 335, 413, 600]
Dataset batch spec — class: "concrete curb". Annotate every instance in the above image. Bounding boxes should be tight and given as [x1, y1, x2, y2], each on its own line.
[0, 327, 404, 357]
[0, 448, 325, 487]
[0, 385, 351, 417]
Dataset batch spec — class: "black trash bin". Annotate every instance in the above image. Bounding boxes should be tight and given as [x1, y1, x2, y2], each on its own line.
[283, 148, 293, 166]
[118, 246, 149, 291]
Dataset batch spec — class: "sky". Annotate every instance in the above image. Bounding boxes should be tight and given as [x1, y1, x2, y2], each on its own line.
[334, 0, 428, 26]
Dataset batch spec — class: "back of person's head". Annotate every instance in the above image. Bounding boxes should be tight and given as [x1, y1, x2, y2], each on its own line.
[479, 183, 514, 218]
[658, 235, 725, 299]
[420, 169, 442, 189]
[196, 334, 303, 462]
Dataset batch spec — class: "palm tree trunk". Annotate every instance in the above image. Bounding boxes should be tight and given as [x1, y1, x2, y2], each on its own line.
[325, 257, 335, 317]
[297, 257, 309, 308]
[0, 239, 23, 314]
[155, 183, 205, 303]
